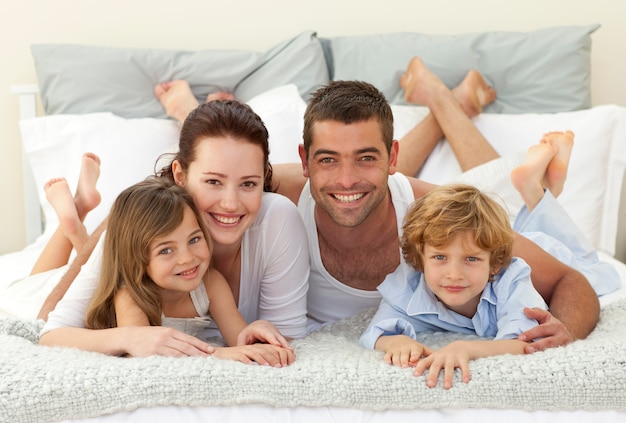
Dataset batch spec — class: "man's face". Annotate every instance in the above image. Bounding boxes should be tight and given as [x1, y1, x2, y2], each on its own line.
[299, 118, 398, 228]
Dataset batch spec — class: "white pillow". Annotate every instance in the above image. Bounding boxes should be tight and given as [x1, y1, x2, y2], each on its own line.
[19, 85, 306, 242]
[20, 113, 181, 238]
[393, 104, 626, 256]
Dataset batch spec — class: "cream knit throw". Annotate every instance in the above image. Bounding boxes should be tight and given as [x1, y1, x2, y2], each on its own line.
[1, 298, 626, 423]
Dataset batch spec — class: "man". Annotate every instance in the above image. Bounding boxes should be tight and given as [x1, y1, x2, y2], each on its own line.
[274, 63, 599, 353]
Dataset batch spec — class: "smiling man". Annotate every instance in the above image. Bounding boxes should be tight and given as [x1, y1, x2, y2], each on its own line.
[281, 79, 599, 353]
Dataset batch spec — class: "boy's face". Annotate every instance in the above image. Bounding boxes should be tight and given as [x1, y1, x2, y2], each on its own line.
[421, 232, 492, 318]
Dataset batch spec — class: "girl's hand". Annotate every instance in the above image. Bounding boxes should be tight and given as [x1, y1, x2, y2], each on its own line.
[123, 326, 215, 357]
[212, 343, 296, 367]
[236, 320, 292, 349]
[375, 335, 432, 368]
[413, 341, 471, 389]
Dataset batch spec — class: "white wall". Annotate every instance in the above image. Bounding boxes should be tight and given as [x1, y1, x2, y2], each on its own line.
[2, 0, 626, 253]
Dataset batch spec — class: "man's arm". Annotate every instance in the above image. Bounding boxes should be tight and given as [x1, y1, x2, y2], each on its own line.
[513, 233, 600, 349]
[272, 162, 307, 205]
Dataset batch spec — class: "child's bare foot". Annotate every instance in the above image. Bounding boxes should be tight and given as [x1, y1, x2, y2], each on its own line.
[206, 91, 235, 102]
[510, 142, 557, 211]
[541, 131, 574, 198]
[154, 80, 200, 123]
[452, 70, 497, 118]
[74, 152, 101, 219]
[44, 178, 89, 249]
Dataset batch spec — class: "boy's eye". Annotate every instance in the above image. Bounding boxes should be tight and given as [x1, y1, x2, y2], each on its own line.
[434, 255, 445, 260]
[466, 256, 479, 262]
[159, 247, 173, 255]
[189, 236, 200, 245]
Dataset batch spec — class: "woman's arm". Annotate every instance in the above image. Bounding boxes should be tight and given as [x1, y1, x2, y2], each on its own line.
[38, 219, 107, 320]
[39, 326, 213, 357]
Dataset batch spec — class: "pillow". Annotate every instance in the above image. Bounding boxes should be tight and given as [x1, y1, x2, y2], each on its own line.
[327, 25, 599, 113]
[19, 85, 307, 240]
[31, 30, 329, 119]
[392, 104, 626, 256]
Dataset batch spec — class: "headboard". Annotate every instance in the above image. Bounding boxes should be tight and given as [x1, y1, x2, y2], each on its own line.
[12, 25, 626, 264]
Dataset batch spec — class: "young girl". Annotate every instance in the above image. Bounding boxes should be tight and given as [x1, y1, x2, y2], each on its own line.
[85, 177, 294, 365]
[360, 131, 620, 388]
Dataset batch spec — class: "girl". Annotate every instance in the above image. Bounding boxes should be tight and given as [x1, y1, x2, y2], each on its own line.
[86, 178, 294, 364]
[39, 100, 309, 357]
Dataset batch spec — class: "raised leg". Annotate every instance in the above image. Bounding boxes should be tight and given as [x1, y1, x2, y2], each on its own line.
[510, 131, 574, 211]
[30, 153, 101, 275]
[396, 57, 499, 176]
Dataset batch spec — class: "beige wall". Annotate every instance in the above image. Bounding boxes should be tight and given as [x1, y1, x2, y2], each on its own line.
[2, 0, 626, 253]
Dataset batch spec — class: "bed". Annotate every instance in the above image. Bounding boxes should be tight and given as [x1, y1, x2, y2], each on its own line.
[1, 25, 626, 422]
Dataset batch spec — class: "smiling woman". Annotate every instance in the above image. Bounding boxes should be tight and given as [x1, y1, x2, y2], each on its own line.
[38, 100, 311, 357]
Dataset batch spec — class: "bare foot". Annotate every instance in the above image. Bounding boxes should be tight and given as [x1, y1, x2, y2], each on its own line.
[154, 80, 200, 123]
[74, 152, 101, 219]
[541, 131, 574, 198]
[452, 70, 497, 118]
[44, 178, 89, 250]
[510, 141, 558, 211]
[400, 57, 496, 118]
[206, 91, 235, 102]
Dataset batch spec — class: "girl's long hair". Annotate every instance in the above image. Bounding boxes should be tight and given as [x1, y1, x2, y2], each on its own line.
[85, 178, 211, 329]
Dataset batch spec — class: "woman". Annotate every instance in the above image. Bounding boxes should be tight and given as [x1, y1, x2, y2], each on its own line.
[39, 100, 310, 357]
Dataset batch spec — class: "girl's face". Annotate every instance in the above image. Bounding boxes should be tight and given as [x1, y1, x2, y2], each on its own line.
[421, 231, 492, 318]
[176, 137, 264, 249]
[145, 205, 211, 293]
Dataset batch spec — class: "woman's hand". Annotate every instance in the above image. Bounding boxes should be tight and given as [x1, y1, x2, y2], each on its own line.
[236, 320, 292, 349]
[212, 343, 296, 367]
[122, 326, 215, 357]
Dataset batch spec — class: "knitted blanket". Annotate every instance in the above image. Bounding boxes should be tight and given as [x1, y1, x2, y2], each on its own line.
[2, 299, 626, 423]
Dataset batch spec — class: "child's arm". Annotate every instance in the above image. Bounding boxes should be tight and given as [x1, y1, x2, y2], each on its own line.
[205, 268, 251, 346]
[113, 287, 214, 357]
[414, 339, 527, 389]
[114, 287, 150, 326]
[374, 334, 433, 368]
[206, 268, 290, 347]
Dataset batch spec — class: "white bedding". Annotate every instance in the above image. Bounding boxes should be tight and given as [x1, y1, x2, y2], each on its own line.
[2, 85, 626, 422]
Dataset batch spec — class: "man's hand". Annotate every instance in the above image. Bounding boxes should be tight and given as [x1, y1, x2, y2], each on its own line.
[518, 307, 575, 353]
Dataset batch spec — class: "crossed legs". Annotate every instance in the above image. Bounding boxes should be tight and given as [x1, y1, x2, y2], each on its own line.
[30, 153, 101, 275]
[396, 57, 499, 176]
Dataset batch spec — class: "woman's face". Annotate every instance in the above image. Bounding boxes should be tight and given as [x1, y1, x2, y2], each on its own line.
[175, 136, 265, 249]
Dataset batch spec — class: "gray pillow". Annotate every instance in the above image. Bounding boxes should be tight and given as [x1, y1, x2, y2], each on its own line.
[32, 30, 329, 119]
[326, 24, 600, 113]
